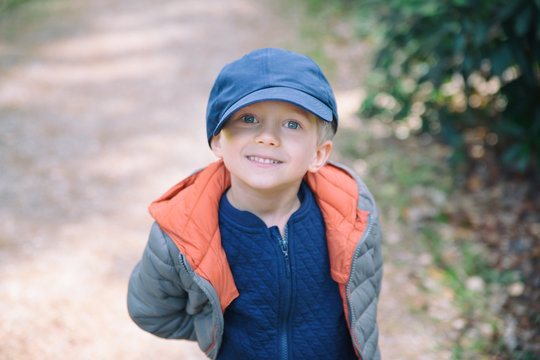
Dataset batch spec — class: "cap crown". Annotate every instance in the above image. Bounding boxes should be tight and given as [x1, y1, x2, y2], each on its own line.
[206, 48, 338, 143]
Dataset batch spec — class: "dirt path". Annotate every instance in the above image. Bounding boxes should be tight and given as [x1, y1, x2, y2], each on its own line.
[1, 1, 449, 359]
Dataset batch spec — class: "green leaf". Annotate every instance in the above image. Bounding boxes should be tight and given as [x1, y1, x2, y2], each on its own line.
[502, 143, 530, 172]
[419, 2, 440, 17]
[452, 0, 468, 7]
[454, 33, 466, 56]
[508, 41, 537, 87]
[502, 143, 521, 162]
[490, 44, 513, 77]
[533, 107, 540, 136]
[498, 0, 525, 22]
[514, 5, 532, 37]
[463, 55, 475, 75]
[473, 23, 488, 46]
[497, 120, 525, 137]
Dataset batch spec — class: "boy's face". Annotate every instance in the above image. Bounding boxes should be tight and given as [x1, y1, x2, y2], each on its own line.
[211, 101, 332, 195]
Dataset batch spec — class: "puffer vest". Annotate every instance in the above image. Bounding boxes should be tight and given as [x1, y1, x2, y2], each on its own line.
[217, 182, 356, 360]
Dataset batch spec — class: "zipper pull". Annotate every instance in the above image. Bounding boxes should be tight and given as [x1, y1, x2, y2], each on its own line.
[283, 249, 291, 278]
[281, 226, 291, 278]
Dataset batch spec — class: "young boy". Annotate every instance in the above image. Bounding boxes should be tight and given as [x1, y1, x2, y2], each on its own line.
[127, 48, 383, 360]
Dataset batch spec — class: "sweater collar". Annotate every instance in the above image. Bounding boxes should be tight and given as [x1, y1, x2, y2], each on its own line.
[218, 181, 312, 231]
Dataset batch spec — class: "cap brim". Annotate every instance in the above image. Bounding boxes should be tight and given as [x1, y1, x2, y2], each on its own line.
[212, 87, 333, 136]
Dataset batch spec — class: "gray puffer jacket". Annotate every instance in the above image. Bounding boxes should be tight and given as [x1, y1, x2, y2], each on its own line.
[127, 161, 383, 359]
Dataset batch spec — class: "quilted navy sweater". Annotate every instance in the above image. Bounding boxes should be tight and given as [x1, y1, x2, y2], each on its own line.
[217, 182, 357, 360]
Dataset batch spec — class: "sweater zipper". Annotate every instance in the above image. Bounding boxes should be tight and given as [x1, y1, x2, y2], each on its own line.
[275, 225, 291, 360]
[280, 226, 291, 277]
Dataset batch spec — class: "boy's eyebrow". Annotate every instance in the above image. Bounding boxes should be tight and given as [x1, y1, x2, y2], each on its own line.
[290, 108, 318, 122]
[277, 104, 314, 119]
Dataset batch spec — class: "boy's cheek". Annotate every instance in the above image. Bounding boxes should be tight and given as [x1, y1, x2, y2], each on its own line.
[222, 126, 249, 140]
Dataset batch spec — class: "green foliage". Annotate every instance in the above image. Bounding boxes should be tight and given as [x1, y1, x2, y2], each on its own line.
[358, 0, 540, 174]
[0, 0, 34, 14]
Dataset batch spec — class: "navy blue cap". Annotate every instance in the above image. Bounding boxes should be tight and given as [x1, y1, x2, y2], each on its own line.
[206, 48, 338, 144]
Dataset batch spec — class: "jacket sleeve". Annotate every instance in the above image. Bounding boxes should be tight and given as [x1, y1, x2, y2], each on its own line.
[127, 222, 201, 340]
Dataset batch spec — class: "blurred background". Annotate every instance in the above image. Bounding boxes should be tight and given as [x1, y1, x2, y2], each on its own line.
[0, 0, 538, 359]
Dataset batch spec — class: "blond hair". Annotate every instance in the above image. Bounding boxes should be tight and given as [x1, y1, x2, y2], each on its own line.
[317, 118, 336, 144]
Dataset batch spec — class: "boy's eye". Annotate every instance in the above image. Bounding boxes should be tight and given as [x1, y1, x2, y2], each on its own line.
[284, 121, 300, 129]
[241, 115, 257, 123]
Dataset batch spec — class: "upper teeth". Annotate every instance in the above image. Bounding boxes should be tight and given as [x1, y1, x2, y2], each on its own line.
[249, 156, 279, 164]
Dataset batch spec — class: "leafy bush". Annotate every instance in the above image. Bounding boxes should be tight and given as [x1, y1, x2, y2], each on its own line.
[358, 0, 539, 175]
[0, 0, 35, 13]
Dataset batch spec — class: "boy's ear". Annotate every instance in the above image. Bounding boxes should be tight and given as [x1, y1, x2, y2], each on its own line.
[210, 134, 223, 158]
[308, 140, 332, 173]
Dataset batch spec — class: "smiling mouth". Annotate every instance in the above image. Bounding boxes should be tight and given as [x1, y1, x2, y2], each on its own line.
[247, 156, 282, 165]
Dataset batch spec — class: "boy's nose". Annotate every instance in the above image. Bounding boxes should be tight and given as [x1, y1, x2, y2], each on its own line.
[255, 125, 280, 147]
